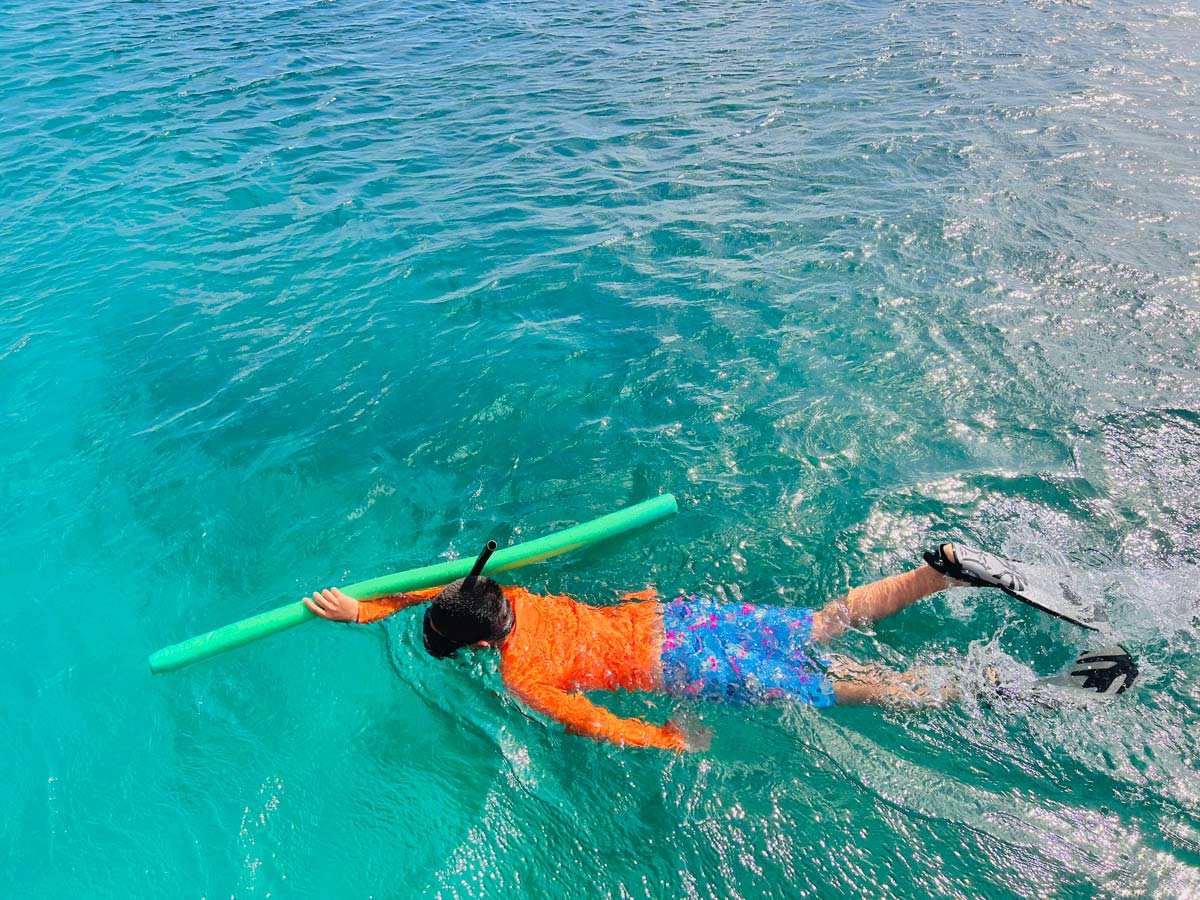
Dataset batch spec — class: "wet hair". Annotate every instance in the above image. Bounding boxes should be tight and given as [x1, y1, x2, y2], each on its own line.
[422, 576, 514, 659]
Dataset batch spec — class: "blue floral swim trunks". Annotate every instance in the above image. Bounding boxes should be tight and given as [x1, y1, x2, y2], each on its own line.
[660, 596, 837, 707]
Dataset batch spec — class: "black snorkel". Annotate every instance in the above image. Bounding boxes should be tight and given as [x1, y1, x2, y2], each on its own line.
[462, 539, 498, 593]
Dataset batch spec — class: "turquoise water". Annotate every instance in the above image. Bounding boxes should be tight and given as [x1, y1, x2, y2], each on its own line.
[3, 0, 1200, 896]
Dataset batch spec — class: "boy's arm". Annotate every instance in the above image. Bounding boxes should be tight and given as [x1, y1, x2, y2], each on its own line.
[304, 586, 442, 624]
[510, 680, 690, 751]
[354, 587, 442, 623]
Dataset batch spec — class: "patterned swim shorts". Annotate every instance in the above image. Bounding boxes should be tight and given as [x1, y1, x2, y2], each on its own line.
[660, 596, 837, 708]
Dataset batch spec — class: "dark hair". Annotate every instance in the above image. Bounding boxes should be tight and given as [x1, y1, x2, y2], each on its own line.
[422, 576, 514, 659]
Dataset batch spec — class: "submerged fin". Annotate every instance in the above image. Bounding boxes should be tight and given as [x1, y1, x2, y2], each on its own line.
[979, 646, 1139, 709]
[1042, 645, 1139, 697]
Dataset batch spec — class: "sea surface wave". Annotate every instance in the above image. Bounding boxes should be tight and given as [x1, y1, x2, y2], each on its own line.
[2, 1, 1199, 897]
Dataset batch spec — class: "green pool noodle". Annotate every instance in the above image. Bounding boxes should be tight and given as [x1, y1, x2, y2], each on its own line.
[148, 493, 678, 674]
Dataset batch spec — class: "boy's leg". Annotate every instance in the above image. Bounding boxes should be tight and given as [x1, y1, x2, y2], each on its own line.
[827, 657, 960, 708]
[811, 547, 964, 642]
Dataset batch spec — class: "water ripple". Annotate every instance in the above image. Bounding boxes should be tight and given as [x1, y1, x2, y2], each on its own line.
[3, 0, 1200, 898]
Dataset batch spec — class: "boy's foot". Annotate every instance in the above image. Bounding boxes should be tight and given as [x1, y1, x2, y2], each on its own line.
[924, 542, 1029, 592]
[923, 541, 1105, 631]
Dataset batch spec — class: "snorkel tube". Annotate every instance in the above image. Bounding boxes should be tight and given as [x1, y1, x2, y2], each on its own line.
[149, 493, 678, 674]
[461, 540, 498, 593]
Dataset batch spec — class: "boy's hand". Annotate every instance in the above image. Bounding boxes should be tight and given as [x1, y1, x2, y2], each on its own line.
[304, 587, 359, 623]
[670, 714, 713, 752]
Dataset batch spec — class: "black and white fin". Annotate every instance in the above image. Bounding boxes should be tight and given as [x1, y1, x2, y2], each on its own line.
[925, 542, 1106, 632]
[1041, 645, 1139, 698]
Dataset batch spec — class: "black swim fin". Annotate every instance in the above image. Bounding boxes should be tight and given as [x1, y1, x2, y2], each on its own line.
[924, 543, 1106, 632]
[979, 646, 1139, 709]
[1041, 645, 1139, 698]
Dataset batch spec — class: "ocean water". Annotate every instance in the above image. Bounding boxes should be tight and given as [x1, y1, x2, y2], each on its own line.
[3, 0, 1200, 896]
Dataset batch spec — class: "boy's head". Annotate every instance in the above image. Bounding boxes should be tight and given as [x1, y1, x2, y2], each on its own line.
[422, 576, 514, 659]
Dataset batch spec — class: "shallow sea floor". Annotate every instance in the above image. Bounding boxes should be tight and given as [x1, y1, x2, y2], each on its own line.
[3, 1, 1200, 897]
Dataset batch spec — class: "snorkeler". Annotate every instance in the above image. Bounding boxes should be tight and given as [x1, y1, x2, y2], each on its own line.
[305, 542, 1136, 751]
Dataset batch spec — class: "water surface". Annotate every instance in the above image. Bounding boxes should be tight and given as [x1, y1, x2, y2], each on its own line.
[2, 1, 1200, 897]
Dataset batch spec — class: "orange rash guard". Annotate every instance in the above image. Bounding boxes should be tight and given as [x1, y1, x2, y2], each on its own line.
[355, 586, 686, 751]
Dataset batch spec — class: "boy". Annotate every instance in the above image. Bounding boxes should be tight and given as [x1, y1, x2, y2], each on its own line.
[304, 543, 1026, 751]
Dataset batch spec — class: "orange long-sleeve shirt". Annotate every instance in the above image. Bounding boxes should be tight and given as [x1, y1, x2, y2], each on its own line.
[355, 585, 685, 751]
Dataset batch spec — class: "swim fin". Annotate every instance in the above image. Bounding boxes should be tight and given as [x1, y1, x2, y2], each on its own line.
[924, 543, 1107, 632]
[980, 646, 1139, 708]
[1040, 645, 1139, 698]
